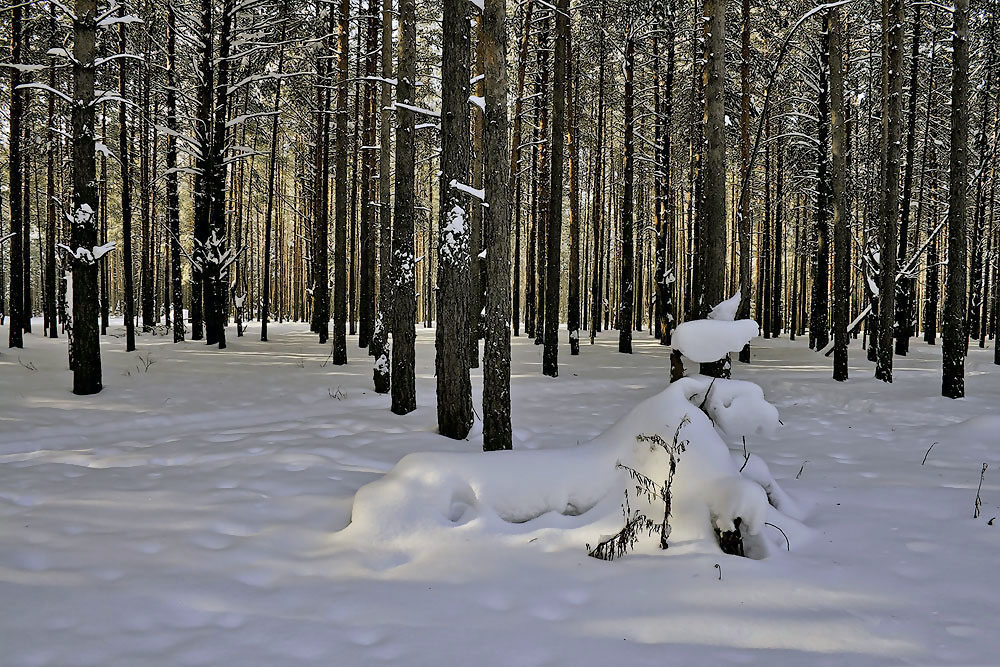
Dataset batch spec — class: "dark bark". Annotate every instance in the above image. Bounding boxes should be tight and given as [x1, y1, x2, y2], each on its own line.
[9, 1, 25, 349]
[331, 0, 349, 364]
[543, 0, 567, 376]
[618, 34, 635, 356]
[436, 0, 473, 439]
[942, 0, 969, 398]
[482, 0, 512, 451]
[829, 9, 850, 382]
[391, 0, 417, 415]
[71, 0, 103, 394]
[166, 0, 184, 343]
[119, 5, 137, 352]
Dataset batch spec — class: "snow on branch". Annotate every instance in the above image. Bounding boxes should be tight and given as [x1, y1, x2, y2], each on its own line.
[450, 180, 485, 201]
[58, 241, 117, 264]
[393, 102, 441, 118]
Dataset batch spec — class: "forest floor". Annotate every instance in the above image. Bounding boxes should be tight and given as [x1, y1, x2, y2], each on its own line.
[1, 319, 999, 666]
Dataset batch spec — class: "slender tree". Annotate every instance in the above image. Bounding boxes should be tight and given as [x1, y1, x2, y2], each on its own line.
[482, 0, 512, 451]
[391, 0, 417, 414]
[942, 0, 970, 398]
[829, 8, 850, 381]
[436, 0, 474, 438]
[70, 0, 103, 394]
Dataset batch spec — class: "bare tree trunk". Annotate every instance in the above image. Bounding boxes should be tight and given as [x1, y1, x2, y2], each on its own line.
[46, 4, 58, 339]
[543, 0, 567, 376]
[875, 0, 903, 382]
[942, 0, 969, 398]
[698, 0, 727, 378]
[391, 0, 417, 414]
[895, 4, 922, 355]
[371, 0, 393, 393]
[829, 8, 850, 382]
[482, 0, 512, 451]
[618, 33, 635, 355]
[589, 0, 607, 344]
[71, 0, 103, 394]
[166, 0, 184, 343]
[567, 29, 580, 356]
[736, 0, 751, 361]
[8, 0, 24, 349]
[436, 0, 473, 439]
[331, 0, 349, 363]
[260, 6, 288, 343]
[119, 5, 137, 352]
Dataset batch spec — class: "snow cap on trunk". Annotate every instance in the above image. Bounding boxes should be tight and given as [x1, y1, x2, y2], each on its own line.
[672, 319, 759, 363]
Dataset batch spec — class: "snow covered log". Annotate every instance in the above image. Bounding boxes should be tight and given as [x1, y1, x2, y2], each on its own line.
[340, 375, 802, 560]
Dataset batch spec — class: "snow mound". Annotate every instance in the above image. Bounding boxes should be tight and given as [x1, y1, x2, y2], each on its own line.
[671, 319, 760, 363]
[340, 375, 800, 559]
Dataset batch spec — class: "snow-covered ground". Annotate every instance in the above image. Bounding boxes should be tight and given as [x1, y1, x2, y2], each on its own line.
[1, 319, 998, 666]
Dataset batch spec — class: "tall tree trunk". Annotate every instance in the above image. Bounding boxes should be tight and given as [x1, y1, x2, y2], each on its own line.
[436, 0, 473, 439]
[829, 8, 850, 381]
[736, 0, 751, 360]
[46, 5, 58, 339]
[371, 0, 393, 393]
[482, 0, 512, 451]
[359, 3, 379, 349]
[71, 0, 103, 394]
[166, 0, 184, 343]
[9, 0, 26, 349]
[391, 0, 417, 414]
[618, 33, 635, 355]
[332, 0, 349, 363]
[119, 5, 137, 352]
[589, 0, 607, 344]
[698, 0, 727, 377]
[260, 9, 288, 343]
[875, 0, 903, 382]
[812, 49, 831, 351]
[567, 30, 580, 356]
[895, 4, 922, 355]
[942, 0, 969, 398]
[543, 0, 567, 375]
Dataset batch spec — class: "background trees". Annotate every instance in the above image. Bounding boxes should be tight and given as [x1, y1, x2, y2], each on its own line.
[2, 0, 997, 404]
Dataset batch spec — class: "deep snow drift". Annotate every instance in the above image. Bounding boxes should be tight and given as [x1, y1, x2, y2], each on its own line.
[1, 319, 998, 666]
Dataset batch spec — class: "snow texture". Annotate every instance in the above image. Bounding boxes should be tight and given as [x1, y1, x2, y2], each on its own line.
[672, 318, 759, 363]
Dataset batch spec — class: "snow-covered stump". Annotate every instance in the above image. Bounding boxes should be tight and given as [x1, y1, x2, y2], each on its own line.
[340, 370, 803, 563]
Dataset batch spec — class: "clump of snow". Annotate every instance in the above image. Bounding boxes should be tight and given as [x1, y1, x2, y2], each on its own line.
[671, 319, 759, 363]
[708, 290, 741, 321]
[341, 374, 798, 559]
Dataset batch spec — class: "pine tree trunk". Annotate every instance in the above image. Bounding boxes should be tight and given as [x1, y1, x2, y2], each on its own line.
[482, 0, 512, 451]
[45, 6, 58, 340]
[589, 0, 606, 344]
[166, 0, 184, 344]
[895, 5, 922, 355]
[543, 0, 567, 375]
[436, 0, 473, 439]
[371, 0, 393, 393]
[812, 50, 830, 351]
[119, 6, 137, 352]
[875, 0, 904, 382]
[71, 0, 103, 394]
[618, 33, 635, 356]
[829, 9, 850, 382]
[736, 0, 751, 361]
[8, 1, 24, 349]
[332, 0, 349, 363]
[942, 0, 969, 398]
[567, 32, 580, 356]
[698, 0, 727, 377]
[391, 0, 417, 414]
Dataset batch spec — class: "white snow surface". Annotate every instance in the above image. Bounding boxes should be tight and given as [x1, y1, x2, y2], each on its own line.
[1, 319, 999, 666]
[672, 318, 759, 362]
